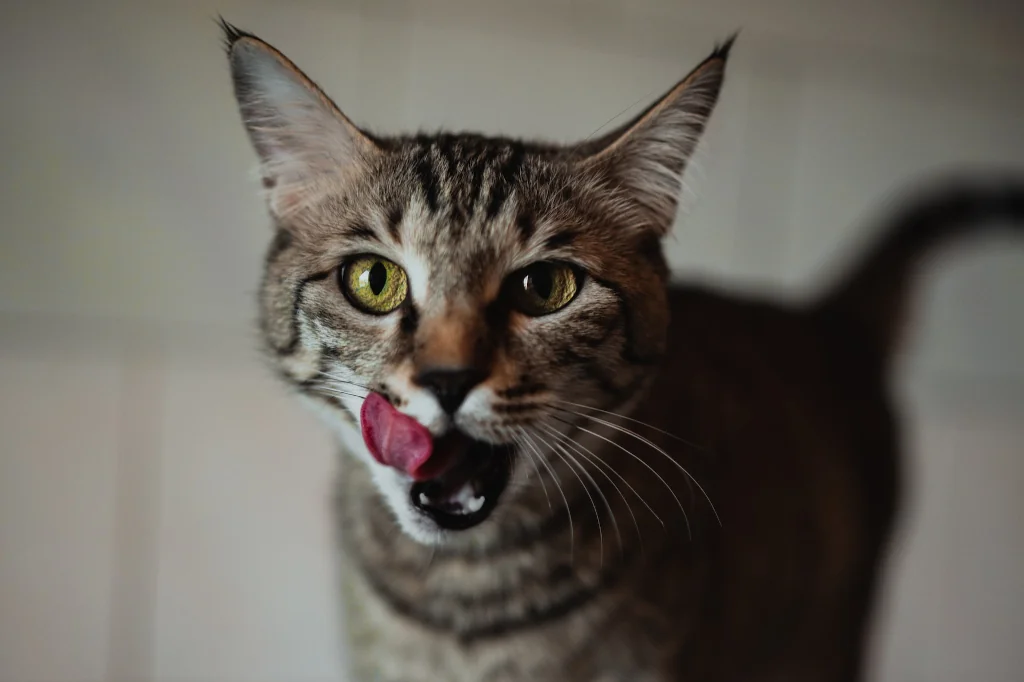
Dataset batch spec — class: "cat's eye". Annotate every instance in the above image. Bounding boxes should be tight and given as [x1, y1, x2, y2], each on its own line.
[506, 261, 581, 316]
[340, 255, 409, 315]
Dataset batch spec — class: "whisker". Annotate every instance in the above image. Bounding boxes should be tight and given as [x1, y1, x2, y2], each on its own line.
[551, 415, 692, 540]
[583, 87, 661, 142]
[512, 430, 552, 511]
[555, 405, 697, 505]
[529, 427, 606, 564]
[315, 371, 373, 392]
[552, 399, 709, 453]
[539, 420, 659, 540]
[517, 426, 574, 562]
[425, 532, 439, 570]
[543, 87, 661, 219]
[540, 427, 620, 560]
[544, 90, 659, 222]
[554, 407, 720, 527]
[316, 387, 370, 401]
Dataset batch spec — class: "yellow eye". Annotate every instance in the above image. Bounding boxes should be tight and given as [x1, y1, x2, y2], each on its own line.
[340, 255, 408, 314]
[507, 262, 581, 316]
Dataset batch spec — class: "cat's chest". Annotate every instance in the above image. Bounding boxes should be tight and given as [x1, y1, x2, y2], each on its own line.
[337, 555, 663, 682]
[340, 563, 540, 681]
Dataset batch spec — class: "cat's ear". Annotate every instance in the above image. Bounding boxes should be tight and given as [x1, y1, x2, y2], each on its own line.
[576, 37, 734, 235]
[220, 19, 378, 220]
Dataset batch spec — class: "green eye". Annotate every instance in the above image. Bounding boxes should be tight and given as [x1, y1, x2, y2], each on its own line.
[507, 262, 581, 316]
[340, 255, 408, 314]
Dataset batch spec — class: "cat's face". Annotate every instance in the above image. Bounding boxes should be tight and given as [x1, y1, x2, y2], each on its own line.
[223, 21, 729, 544]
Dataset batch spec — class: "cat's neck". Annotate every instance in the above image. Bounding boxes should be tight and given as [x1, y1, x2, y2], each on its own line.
[333, 402, 715, 642]
[333, 447, 636, 639]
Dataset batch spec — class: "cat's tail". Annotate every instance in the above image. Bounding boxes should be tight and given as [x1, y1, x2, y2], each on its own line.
[815, 174, 1024, 365]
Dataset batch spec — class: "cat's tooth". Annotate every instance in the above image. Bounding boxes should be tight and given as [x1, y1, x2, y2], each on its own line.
[454, 482, 473, 503]
[466, 495, 485, 513]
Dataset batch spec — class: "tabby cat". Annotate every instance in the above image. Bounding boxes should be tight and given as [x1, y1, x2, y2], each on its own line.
[220, 19, 1024, 682]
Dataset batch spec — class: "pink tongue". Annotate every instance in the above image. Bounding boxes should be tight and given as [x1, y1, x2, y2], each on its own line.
[360, 392, 435, 480]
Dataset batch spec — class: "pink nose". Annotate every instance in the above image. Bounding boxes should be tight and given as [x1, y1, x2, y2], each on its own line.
[359, 392, 435, 480]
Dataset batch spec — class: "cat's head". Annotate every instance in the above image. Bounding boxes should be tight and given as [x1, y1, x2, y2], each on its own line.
[222, 20, 730, 545]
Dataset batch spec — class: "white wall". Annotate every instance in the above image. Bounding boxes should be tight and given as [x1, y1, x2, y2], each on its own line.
[1, 1, 1022, 681]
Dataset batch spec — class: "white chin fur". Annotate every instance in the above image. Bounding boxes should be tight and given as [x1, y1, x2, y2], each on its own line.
[369, 466, 442, 545]
[299, 394, 443, 543]
[334, 416, 444, 544]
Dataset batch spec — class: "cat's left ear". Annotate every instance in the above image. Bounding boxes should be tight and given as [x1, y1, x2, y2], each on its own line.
[220, 19, 379, 220]
[576, 37, 734, 235]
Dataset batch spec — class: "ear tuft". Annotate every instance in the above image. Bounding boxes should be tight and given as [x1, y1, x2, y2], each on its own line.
[710, 32, 739, 62]
[578, 36, 735, 235]
[216, 16, 254, 55]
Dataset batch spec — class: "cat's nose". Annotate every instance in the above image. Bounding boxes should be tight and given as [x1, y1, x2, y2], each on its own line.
[414, 367, 487, 415]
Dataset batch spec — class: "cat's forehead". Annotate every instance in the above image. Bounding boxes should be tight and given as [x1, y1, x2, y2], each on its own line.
[379, 133, 560, 221]
[360, 134, 571, 287]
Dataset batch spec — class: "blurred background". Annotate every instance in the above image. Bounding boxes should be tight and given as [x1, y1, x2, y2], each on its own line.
[1, 1, 1023, 681]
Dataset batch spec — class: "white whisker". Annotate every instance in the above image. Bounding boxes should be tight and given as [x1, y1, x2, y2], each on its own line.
[552, 399, 708, 453]
[541, 428, 621, 560]
[539, 421, 659, 540]
[529, 427, 606, 564]
[552, 415, 691, 540]
[555, 407, 720, 527]
[512, 430, 552, 512]
[517, 426, 574, 562]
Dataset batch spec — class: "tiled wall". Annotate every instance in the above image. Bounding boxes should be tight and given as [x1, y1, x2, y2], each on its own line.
[1, 1, 1022, 681]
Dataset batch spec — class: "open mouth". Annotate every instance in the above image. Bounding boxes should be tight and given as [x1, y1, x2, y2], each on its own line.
[410, 434, 513, 531]
[359, 392, 513, 532]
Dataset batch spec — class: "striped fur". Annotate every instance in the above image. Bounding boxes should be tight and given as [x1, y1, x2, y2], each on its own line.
[221, 19, 1024, 682]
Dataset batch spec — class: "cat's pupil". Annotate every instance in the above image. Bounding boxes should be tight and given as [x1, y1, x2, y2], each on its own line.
[368, 262, 387, 295]
[526, 267, 553, 299]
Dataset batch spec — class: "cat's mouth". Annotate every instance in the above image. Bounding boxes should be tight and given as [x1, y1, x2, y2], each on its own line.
[409, 432, 513, 531]
[360, 392, 512, 531]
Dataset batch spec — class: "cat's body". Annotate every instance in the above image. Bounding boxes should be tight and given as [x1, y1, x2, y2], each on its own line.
[335, 283, 897, 682]
[220, 20, 1023, 682]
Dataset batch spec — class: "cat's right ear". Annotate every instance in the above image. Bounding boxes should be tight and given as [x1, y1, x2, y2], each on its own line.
[220, 19, 377, 220]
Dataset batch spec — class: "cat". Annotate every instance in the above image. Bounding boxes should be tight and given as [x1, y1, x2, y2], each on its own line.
[219, 19, 1024, 682]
